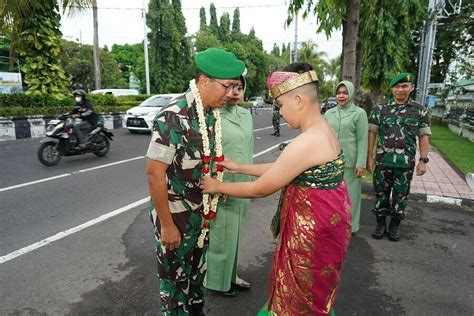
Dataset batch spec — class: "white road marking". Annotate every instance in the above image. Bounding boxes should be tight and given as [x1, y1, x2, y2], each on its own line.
[0, 140, 287, 263]
[0, 174, 71, 193]
[253, 123, 287, 132]
[1, 124, 284, 193]
[253, 139, 292, 158]
[0, 197, 150, 264]
[0, 156, 145, 192]
[73, 156, 145, 173]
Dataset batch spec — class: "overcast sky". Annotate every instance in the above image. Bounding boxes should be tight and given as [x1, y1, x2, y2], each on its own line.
[60, 0, 342, 61]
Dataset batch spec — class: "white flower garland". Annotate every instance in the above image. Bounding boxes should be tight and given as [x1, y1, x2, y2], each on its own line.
[190, 79, 224, 248]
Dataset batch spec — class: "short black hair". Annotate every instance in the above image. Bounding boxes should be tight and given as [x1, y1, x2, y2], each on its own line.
[283, 62, 314, 74]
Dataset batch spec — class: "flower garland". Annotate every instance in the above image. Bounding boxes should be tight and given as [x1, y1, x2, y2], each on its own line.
[190, 79, 224, 248]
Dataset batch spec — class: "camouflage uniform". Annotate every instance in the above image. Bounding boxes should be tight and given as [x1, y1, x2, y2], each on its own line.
[271, 102, 280, 136]
[368, 98, 431, 219]
[147, 91, 216, 315]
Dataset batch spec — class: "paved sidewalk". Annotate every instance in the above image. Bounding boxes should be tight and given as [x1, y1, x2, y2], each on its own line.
[410, 148, 474, 202]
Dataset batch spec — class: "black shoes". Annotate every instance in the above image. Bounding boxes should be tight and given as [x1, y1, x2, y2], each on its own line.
[221, 285, 237, 297]
[232, 278, 251, 290]
[372, 215, 386, 239]
[372, 216, 402, 241]
[388, 218, 401, 241]
[189, 303, 205, 316]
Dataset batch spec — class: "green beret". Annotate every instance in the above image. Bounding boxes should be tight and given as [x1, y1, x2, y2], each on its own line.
[390, 72, 415, 87]
[195, 48, 245, 79]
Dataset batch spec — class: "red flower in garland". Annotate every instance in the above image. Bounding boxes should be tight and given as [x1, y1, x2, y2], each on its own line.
[209, 210, 217, 219]
[203, 164, 210, 174]
[215, 155, 225, 172]
[214, 155, 225, 162]
[202, 155, 211, 163]
[202, 220, 210, 229]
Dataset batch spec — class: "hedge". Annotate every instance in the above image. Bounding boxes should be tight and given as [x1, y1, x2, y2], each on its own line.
[0, 93, 148, 117]
[0, 94, 254, 117]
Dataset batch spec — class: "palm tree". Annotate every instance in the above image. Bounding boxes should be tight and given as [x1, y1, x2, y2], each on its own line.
[297, 41, 328, 79]
[326, 56, 341, 91]
[0, 0, 95, 98]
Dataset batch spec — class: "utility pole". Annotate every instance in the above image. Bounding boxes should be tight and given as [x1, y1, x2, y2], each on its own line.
[92, 1, 101, 90]
[416, 0, 462, 105]
[291, 13, 298, 63]
[143, 2, 151, 95]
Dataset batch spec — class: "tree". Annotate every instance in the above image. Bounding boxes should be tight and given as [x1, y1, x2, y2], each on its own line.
[147, 0, 191, 93]
[271, 44, 280, 57]
[61, 40, 127, 91]
[431, 2, 474, 83]
[218, 12, 231, 44]
[199, 7, 207, 31]
[194, 30, 221, 53]
[209, 3, 219, 37]
[110, 43, 145, 90]
[360, 0, 425, 100]
[287, 0, 361, 85]
[1, 0, 95, 98]
[231, 8, 241, 36]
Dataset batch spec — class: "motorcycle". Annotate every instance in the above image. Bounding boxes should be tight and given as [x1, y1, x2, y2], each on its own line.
[37, 114, 114, 166]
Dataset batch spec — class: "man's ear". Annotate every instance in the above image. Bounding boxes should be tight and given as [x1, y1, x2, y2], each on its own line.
[295, 94, 304, 110]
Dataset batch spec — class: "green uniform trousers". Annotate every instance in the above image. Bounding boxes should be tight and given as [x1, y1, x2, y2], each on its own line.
[372, 164, 414, 219]
[152, 210, 206, 315]
[344, 167, 361, 232]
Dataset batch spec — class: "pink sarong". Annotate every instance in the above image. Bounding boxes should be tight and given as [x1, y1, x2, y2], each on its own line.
[267, 182, 352, 315]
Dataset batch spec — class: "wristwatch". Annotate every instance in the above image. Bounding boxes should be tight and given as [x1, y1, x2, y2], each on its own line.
[419, 157, 429, 163]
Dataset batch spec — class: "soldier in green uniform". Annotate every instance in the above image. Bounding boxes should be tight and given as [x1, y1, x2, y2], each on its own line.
[367, 72, 431, 241]
[146, 48, 245, 315]
[271, 101, 280, 136]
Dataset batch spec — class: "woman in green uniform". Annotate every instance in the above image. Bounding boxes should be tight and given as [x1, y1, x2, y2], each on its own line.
[205, 75, 254, 296]
[324, 81, 368, 233]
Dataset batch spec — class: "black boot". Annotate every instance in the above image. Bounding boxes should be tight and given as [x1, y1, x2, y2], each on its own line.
[190, 303, 205, 316]
[372, 215, 386, 239]
[388, 218, 401, 241]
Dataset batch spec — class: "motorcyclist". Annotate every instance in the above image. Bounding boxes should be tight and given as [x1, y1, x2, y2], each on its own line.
[71, 89, 99, 148]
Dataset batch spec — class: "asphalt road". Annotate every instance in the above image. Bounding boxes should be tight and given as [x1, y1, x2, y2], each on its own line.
[1, 107, 473, 315]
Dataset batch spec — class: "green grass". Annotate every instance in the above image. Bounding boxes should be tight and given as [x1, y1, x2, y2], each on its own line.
[430, 123, 474, 175]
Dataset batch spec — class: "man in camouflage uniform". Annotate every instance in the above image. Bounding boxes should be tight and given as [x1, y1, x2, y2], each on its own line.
[367, 72, 431, 241]
[271, 101, 280, 137]
[146, 48, 245, 315]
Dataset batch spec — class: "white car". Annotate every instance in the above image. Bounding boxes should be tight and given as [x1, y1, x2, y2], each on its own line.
[248, 96, 265, 108]
[91, 88, 139, 96]
[125, 93, 180, 132]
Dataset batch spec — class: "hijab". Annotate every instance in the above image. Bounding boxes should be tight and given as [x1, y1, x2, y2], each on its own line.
[335, 80, 355, 111]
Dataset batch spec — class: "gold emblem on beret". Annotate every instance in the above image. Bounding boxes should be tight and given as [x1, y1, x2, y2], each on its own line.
[269, 71, 319, 98]
[407, 75, 411, 81]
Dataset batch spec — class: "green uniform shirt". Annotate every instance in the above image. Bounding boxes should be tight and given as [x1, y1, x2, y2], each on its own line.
[147, 90, 216, 234]
[368, 98, 431, 168]
[325, 103, 368, 168]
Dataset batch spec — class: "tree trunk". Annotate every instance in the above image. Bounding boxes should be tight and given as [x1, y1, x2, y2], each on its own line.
[354, 8, 364, 92]
[341, 0, 361, 84]
[340, 22, 346, 80]
[92, 1, 101, 90]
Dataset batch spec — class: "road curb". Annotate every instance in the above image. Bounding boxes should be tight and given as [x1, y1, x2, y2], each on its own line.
[361, 181, 473, 207]
[0, 113, 126, 142]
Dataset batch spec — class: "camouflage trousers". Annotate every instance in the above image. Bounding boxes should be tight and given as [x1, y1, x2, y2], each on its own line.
[272, 113, 280, 135]
[153, 213, 207, 315]
[372, 164, 414, 219]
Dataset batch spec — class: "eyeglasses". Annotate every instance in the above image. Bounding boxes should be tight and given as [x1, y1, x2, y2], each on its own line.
[209, 78, 243, 93]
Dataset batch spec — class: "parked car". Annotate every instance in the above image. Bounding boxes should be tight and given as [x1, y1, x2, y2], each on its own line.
[125, 93, 181, 132]
[321, 97, 337, 114]
[248, 96, 265, 108]
[91, 88, 139, 96]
